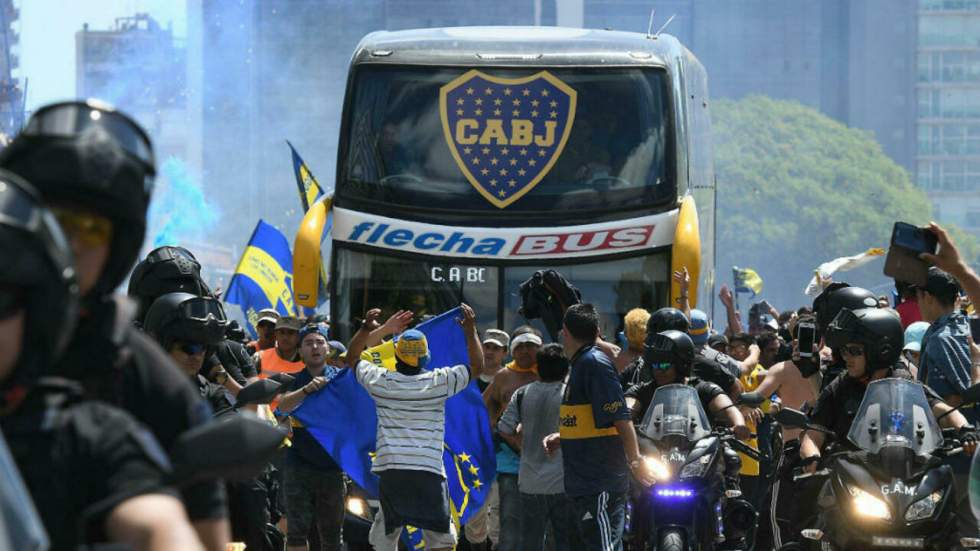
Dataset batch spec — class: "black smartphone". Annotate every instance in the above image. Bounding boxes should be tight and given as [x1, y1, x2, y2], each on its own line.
[970, 317, 980, 341]
[797, 322, 816, 358]
[884, 222, 939, 287]
[892, 222, 938, 255]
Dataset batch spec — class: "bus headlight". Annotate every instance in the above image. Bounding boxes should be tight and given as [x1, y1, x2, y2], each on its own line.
[643, 456, 671, 482]
[905, 491, 943, 521]
[848, 485, 891, 520]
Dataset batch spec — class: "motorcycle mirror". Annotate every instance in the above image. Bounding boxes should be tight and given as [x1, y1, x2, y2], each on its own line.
[267, 372, 296, 387]
[170, 416, 284, 484]
[774, 407, 809, 429]
[236, 379, 282, 407]
[738, 391, 765, 408]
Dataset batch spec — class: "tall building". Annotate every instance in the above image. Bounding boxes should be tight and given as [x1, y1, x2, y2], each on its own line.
[0, 0, 23, 142]
[915, 0, 980, 234]
[75, 14, 188, 160]
[583, 0, 919, 175]
[188, 0, 542, 245]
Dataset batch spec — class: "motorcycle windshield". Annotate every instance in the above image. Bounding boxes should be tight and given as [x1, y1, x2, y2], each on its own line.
[847, 378, 942, 457]
[639, 384, 712, 443]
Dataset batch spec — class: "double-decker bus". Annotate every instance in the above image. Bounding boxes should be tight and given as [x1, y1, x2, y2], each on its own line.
[319, 26, 715, 341]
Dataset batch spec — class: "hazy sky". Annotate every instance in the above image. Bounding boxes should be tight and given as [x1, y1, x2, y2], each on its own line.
[18, 0, 186, 110]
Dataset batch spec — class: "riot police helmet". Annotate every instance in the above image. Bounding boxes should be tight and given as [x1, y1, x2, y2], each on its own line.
[826, 307, 903, 375]
[143, 292, 228, 351]
[646, 307, 690, 336]
[129, 246, 213, 323]
[0, 171, 79, 401]
[644, 330, 696, 378]
[0, 100, 155, 299]
[812, 283, 879, 335]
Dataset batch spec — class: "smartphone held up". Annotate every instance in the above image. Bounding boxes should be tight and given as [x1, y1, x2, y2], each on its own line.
[883, 222, 939, 287]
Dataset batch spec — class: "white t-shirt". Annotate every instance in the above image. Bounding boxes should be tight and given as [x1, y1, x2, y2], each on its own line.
[355, 360, 471, 476]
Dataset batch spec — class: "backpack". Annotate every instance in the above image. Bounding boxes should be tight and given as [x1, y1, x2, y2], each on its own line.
[518, 269, 582, 341]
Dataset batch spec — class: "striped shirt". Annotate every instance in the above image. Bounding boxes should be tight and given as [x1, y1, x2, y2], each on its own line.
[355, 360, 470, 476]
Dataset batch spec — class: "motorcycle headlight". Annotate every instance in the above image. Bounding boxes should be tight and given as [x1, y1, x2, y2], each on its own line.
[847, 484, 891, 521]
[643, 455, 672, 482]
[905, 491, 943, 522]
[680, 456, 709, 479]
[346, 496, 373, 520]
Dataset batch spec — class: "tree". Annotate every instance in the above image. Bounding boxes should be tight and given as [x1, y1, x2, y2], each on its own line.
[711, 95, 977, 311]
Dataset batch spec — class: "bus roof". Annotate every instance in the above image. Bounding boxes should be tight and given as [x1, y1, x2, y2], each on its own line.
[351, 26, 688, 69]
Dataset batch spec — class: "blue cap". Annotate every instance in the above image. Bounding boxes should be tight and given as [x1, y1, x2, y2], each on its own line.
[689, 309, 709, 346]
[903, 321, 929, 352]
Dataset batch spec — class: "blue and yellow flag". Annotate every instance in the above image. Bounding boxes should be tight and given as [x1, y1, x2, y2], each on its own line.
[287, 140, 325, 212]
[733, 266, 764, 297]
[224, 220, 300, 336]
[294, 307, 496, 526]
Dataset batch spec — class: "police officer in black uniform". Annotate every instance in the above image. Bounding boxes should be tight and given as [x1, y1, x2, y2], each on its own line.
[622, 307, 747, 399]
[807, 283, 880, 389]
[0, 171, 203, 550]
[143, 290, 282, 551]
[624, 330, 750, 441]
[620, 307, 689, 389]
[798, 306, 977, 545]
[142, 292, 237, 415]
[0, 99, 230, 549]
[129, 245, 258, 391]
[624, 330, 752, 548]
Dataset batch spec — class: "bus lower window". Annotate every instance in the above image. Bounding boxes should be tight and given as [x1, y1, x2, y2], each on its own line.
[333, 247, 669, 343]
[502, 253, 670, 340]
[333, 248, 499, 338]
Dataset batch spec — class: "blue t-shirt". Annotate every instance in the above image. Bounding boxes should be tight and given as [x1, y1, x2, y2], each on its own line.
[919, 313, 980, 424]
[287, 366, 342, 471]
[560, 345, 631, 497]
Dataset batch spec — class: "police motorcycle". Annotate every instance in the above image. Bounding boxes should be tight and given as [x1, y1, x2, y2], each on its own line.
[776, 378, 980, 551]
[630, 384, 760, 551]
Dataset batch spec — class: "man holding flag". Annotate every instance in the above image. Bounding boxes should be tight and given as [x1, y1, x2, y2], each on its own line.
[345, 304, 484, 551]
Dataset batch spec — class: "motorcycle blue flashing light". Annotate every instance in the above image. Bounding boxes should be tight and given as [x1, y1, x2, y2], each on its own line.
[655, 487, 695, 499]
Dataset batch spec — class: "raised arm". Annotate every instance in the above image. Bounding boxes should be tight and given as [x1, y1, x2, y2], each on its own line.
[719, 285, 745, 336]
[345, 310, 380, 365]
[366, 309, 414, 348]
[458, 303, 484, 382]
[673, 266, 692, 321]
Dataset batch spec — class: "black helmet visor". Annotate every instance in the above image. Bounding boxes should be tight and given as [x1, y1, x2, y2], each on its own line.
[21, 101, 154, 176]
[0, 176, 74, 284]
[180, 296, 226, 323]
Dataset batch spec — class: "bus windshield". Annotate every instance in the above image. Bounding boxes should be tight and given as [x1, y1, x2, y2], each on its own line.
[340, 65, 674, 215]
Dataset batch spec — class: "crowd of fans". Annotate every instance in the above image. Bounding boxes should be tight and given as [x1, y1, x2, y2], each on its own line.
[7, 98, 980, 551]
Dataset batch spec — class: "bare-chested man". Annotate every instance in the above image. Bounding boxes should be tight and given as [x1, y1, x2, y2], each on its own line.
[482, 326, 542, 551]
[757, 315, 829, 549]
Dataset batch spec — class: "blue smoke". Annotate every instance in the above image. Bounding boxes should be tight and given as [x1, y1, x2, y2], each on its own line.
[148, 157, 221, 247]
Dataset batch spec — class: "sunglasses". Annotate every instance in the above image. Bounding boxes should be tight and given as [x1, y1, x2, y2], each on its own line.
[650, 362, 672, 371]
[51, 207, 113, 247]
[840, 344, 865, 357]
[0, 286, 24, 319]
[174, 341, 207, 355]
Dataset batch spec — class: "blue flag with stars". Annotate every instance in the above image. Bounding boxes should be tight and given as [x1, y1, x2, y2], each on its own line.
[293, 307, 496, 526]
[440, 69, 577, 209]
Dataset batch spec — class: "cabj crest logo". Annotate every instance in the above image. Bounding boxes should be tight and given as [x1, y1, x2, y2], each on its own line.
[440, 70, 577, 209]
